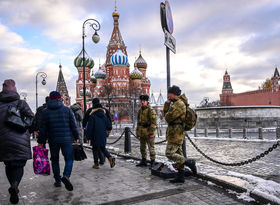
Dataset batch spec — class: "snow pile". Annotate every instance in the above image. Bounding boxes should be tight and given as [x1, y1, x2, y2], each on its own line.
[126, 159, 137, 163]
[106, 146, 120, 152]
[227, 190, 255, 202]
[227, 171, 280, 204]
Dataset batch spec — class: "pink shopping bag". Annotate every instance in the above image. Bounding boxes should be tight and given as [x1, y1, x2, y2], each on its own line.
[32, 146, 51, 175]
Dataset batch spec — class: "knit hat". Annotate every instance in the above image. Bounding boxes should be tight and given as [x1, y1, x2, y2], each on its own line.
[49, 91, 61, 100]
[2, 79, 17, 92]
[139, 94, 149, 101]
[92, 98, 100, 106]
[168, 85, 181, 96]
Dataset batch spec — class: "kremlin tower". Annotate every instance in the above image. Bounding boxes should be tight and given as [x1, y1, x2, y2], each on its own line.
[74, 5, 151, 121]
[56, 63, 71, 106]
[220, 67, 280, 106]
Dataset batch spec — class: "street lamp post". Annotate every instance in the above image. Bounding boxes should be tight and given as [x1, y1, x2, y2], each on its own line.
[36, 72, 47, 110]
[82, 19, 100, 115]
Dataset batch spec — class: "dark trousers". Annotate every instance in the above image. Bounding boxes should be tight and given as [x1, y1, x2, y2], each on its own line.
[4, 160, 26, 188]
[98, 150, 105, 164]
[92, 146, 111, 165]
[49, 142, 73, 183]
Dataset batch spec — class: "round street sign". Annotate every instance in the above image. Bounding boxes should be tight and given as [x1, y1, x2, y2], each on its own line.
[165, 0, 174, 34]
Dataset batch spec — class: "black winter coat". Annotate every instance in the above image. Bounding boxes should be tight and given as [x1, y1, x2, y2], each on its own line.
[83, 107, 112, 128]
[0, 91, 34, 162]
[38, 99, 79, 144]
[31, 103, 47, 132]
[86, 108, 112, 147]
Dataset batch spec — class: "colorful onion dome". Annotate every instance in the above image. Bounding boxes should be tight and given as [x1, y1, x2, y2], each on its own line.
[95, 64, 106, 79]
[130, 63, 143, 80]
[110, 44, 128, 65]
[135, 51, 147, 69]
[74, 50, 94, 68]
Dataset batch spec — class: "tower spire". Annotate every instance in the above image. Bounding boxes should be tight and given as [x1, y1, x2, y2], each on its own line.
[222, 70, 233, 94]
[114, 0, 117, 12]
[56, 63, 71, 106]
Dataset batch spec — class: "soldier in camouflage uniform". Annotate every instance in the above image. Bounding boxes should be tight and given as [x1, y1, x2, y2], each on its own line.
[164, 85, 197, 183]
[136, 94, 157, 167]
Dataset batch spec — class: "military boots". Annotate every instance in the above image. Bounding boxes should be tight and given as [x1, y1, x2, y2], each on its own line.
[136, 158, 147, 167]
[170, 170, 185, 183]
[185, 159, 197, 175]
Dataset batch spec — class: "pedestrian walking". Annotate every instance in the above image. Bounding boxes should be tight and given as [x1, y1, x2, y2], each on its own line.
[0, 79, 34, 204]
[136, 94, 157, 168]
[70, 102, 83, 141]
[37, 91, 79, 191]
[32, 96, 49, 139]
[86, 103, 115, 169]
[83, 98, 111, 165]
[164, 85, 197, 183]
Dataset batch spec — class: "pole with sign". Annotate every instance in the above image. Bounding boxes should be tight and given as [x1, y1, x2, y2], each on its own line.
[160, 1, 186, 158]
[160, 0, 176, 95]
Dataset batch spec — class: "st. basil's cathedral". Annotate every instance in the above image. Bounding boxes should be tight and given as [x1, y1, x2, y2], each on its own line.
[73, 7, 151, 121]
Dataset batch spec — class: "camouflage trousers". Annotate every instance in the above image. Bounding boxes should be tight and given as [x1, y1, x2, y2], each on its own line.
[140, 136, 156, 161]
[165, 142, 185, 170]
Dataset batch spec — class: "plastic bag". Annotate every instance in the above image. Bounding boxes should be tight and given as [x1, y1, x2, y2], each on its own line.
[32, 146, 51, 175]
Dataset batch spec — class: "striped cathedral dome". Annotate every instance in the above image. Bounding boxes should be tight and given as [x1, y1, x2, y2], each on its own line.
[135, 51, 147, 69]
[95, 65, 106, 79]
[110, 47, 128, 65]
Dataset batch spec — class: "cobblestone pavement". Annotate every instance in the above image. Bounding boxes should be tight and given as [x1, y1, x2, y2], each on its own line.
[0, 142, 251, 205]
[107, 132, 280, 184]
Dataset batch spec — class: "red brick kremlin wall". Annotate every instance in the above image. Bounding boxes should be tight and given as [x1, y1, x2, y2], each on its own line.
[220, 88, 280, 106]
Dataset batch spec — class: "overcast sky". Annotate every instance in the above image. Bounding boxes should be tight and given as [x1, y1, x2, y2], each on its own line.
[0, 0, 280, 110]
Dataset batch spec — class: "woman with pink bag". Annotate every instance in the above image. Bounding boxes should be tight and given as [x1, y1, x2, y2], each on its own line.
[0, 79, 34, 204]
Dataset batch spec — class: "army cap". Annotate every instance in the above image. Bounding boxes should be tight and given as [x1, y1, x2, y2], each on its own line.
[140, 94, 149, 101]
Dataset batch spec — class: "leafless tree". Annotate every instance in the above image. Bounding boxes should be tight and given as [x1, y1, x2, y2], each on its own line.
[99, 81, 116, 114]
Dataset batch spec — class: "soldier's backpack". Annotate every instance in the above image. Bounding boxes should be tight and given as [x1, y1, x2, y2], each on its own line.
[179, 94, 197, 131]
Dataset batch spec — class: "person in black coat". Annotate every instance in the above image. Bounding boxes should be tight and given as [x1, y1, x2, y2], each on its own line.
[70, 103, 83, 141]
[83, 98, 112, 165]
[0, 79, 34, 204]
[86, 103, 115, 169]
[38, 91, 79, 191]
[31, 96, 49, 139]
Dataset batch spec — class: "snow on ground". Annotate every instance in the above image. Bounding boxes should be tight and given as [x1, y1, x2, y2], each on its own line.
[189, 136, 279, 143]
[227, 171, 280, 204]
[227, 190, 255, 202]
[200, 163, 280, 204]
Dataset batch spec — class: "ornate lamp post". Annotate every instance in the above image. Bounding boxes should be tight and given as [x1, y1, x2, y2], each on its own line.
[81, 19, 100, 115]
[36, 72, 47, 110]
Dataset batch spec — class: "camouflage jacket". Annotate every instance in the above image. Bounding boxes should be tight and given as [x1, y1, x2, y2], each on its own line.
[136, 105, 157, 138]
[163, 98, 186, 144]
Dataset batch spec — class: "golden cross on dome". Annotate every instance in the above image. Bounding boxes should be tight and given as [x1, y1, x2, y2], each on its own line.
[139, 44, 142, 54]
[117, 41, 121, 48]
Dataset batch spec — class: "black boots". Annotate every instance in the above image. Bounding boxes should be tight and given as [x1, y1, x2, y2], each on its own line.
[136, 158, 147, 167]
[9, 182, 19, 204]
[150, 160, 155, 168]
[185, 159, 197, 176]
[61, 176, 73, 191]
[170, 170, 185, 183]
